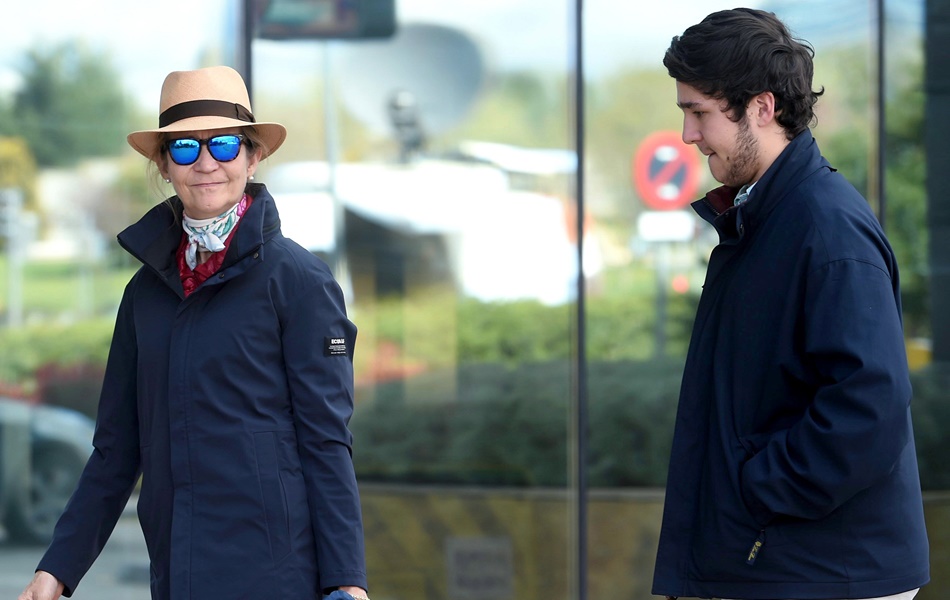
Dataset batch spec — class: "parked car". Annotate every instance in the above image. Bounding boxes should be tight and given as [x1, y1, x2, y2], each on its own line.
[0, 396, 94, 545]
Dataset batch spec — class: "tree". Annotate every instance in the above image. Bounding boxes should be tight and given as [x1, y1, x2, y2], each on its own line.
[8, 42, 128, 168]
[883, 58, 928, 337]
[805, 46, 928, 337]
[444, 71, 569, 150]
[0, 137, 38, 211]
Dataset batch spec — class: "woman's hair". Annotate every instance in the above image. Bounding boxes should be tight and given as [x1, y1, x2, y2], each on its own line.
[663, 8, 824, 139]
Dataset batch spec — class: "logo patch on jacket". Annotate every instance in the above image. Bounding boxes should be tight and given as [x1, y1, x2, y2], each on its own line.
[324, 336, 348, 357]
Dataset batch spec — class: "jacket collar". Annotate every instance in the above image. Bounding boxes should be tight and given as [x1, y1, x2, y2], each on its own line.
[118, 182, 281, 279]
[692, 129, 830, 238]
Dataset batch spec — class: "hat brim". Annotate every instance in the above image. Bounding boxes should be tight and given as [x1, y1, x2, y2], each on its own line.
[127, 115, 287, 163]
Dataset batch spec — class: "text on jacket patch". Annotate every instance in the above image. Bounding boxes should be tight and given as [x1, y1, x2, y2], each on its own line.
[325, 337, 348, 356]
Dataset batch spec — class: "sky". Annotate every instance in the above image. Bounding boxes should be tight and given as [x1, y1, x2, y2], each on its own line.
[0, 0, 229, 104]
[0, 0, 924, 117]
[0, 0, 762, 107]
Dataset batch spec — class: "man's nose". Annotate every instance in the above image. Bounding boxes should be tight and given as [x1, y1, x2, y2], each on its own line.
[682, 122, 701, 145]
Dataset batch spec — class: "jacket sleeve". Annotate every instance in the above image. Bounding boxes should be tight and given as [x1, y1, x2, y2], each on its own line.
[740, 257, 913, 525]
[279, 269, 367, 592]
[36, 280, 142, 597]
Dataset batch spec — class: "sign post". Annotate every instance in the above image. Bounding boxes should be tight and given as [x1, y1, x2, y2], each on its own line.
[632, 131, 702, 357]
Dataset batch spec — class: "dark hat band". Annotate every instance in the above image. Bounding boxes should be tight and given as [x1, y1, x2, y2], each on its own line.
[158, 99, 256, 128]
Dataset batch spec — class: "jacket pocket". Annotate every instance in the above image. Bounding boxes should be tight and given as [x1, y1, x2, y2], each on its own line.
[254, 431, 292, 562]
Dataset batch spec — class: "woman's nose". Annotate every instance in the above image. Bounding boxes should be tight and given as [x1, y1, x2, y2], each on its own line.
[193, 145, 219, 169]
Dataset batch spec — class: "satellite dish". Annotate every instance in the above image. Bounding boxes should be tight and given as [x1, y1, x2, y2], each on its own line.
[336, 23, 486, 136]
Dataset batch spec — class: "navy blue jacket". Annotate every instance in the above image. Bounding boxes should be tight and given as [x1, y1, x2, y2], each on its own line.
[652, 131, 929, 599]
[37, 184, 367, 599]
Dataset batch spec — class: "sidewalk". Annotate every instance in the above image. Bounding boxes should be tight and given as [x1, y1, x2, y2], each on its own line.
[0, 500, 150, 599]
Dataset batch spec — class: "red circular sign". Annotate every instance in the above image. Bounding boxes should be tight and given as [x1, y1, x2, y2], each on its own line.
[632, 131, 702, 210]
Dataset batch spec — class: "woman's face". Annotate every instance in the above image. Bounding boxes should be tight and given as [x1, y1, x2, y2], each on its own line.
[160, 127, 261, 219]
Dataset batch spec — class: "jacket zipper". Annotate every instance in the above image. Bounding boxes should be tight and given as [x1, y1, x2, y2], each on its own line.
[746, 529, 765, 565]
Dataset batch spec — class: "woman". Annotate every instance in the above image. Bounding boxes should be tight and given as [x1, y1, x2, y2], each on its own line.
[19, 66, 369, 600]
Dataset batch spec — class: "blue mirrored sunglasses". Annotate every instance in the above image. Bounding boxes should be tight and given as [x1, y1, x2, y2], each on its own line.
[165, 134, 247, 166]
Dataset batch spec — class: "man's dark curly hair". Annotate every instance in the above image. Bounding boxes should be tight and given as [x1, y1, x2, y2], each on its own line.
[663, 8, 824, 140]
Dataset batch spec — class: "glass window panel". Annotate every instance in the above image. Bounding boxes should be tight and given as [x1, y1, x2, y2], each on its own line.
[0, 0, 945, 599]
[582, 0, 937, 597]
[252, 2, 579, 598]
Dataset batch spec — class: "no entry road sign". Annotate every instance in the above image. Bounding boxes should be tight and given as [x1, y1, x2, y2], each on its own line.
[632, 130, 702, 210]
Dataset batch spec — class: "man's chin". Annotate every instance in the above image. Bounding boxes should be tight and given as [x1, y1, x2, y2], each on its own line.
[707, 157, 727, 182]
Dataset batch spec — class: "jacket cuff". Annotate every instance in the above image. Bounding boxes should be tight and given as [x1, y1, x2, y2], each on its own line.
[321, 570, 369, 594]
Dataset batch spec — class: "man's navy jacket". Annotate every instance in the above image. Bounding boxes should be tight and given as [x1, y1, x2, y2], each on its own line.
[37, 185, 367, 599]
[652, 130, 930, 599]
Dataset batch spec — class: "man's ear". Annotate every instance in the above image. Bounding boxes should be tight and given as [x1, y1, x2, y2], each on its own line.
[749, 91, 777, 127]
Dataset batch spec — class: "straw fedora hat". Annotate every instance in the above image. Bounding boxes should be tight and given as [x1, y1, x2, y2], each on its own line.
[127, 65, 287, 162]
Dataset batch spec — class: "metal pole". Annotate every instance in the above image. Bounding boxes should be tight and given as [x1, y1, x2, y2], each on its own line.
[655, 244, 669, 358]
[570, 0, 588, 598]
[868, 0, 887, 228]
[323, 42, 338, 200]
[242, 0, 255, 103]
[925, 0, 950, 367]
[322, 42, 351, 297]
[876, 0, 886, 228]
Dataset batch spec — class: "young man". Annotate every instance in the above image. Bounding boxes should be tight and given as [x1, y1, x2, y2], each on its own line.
[652, 9, 930, 600]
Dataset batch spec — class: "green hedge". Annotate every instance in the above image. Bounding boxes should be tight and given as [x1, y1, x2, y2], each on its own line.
[908, 365, 950, 490]
[353, 359, 950, 490]
[4, 291, 948, 491]
[351, 358, 683, 487]
[0, 318, 113, 400]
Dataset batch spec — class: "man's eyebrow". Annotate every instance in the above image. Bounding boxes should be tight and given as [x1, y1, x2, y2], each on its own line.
[677, 101, 702, 110]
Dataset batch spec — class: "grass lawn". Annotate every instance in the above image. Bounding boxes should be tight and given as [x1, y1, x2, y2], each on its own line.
[0, 256, 137, 320]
